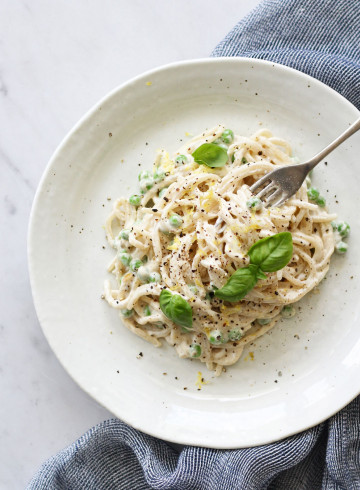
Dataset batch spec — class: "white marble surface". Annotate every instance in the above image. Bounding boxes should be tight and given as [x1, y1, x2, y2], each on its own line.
[0, 1, 260, 488]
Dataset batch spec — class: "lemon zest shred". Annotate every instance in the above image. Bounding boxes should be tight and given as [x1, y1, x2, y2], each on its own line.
[194, 278, 203, 288]
[157, 151, 175, 174]
[167, 236, 181, 251]
[243, 351, 255, 362]
[243, 222, 261, 233]
[201, 189, 216, 212]
[225, 305, 242, 314]
[195, 371, 208, 390]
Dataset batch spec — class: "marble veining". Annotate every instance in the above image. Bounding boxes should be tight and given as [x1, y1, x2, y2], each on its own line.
[0, 76, 8, 96]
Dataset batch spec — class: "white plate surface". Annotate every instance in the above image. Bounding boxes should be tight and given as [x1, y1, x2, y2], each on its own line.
[28, 58, 360, 448]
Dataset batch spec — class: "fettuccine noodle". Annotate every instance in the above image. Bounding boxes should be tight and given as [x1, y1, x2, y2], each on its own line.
[104, 126, 336, 375]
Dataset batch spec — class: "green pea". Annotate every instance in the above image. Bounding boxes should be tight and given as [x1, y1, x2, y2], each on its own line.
[189, 343, 201, 358]
[335, 241, 348, 254]
[137, 266, 150, 283]
[221, 129, 234, 144]
[138, 170, 151, 181]
[148, 272, 161, 283]
[159, 222, 171, 235]
[307, 187, 319, 201]
[144, 305, 151, 316]
[169, 213, 183, 228]
[241, 157, 247, 164]
[120, 229, 130, 240]
[228, 330, 243, 341]
[113, 236, 122, 249]
[139, 177, 154, 192]
[119, 251, 131, 266]
[159, 187, 169, 198]
[257, 318, 271, 325]
[281, 305, 296, 318]
[121, 309, 134, 318]
[130, 258, 142, 271]
[153, 168, 165, 182]
[316, 196, 326, 207]
[209, 329, 225, 345]
[337, 222, 350, 238]
[188, 285, 198, 295]
[129, 194, 142, 207]
[246, 197, 263, 210]
[175, 155, 188, 166]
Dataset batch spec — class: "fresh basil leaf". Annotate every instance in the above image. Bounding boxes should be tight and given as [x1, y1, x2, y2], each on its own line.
[248, 232, 293, 272]
[214, 264, 259, 302]
[159, 289, 193, 329]
[256, 269, 267, 280]
[192, 143, 228, 168]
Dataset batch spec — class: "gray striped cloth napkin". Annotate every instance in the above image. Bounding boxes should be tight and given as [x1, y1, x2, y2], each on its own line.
[27, 0, 360, 488]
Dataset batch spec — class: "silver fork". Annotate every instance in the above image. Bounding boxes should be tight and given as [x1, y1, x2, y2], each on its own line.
[250, 117, 360, 208]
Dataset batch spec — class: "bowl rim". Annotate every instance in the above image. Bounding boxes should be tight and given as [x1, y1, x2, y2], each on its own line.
[28, 57, 360, 449]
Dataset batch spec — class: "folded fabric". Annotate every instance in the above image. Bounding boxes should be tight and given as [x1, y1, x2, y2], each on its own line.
[27, 397, 360, 490]
[27, 0, 360, 488]
[212, 0, 360, 109]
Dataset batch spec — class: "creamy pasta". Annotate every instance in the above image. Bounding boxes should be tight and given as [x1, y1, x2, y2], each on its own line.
[104, 126, 338, 375]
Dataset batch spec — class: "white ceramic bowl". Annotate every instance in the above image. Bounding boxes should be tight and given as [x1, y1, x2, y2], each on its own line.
[28, 58, 360, 448]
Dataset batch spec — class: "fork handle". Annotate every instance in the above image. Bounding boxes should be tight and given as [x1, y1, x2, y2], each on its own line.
[305, 117, 360, 171]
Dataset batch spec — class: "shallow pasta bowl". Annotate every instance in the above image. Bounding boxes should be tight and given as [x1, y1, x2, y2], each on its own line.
[28, 58, 360, 449]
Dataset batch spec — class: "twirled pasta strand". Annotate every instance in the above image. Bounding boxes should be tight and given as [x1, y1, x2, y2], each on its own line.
[104, 127, 335, 375]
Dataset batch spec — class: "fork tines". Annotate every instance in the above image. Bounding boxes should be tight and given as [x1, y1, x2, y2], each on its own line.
[250, 178, 285, 208]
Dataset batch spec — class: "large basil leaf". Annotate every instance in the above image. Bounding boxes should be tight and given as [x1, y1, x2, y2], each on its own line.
[248, 232, 293, 272]
[192, 143, 228, 168]
[159, 289, 193, 329]
[214, 265, 259, 302]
